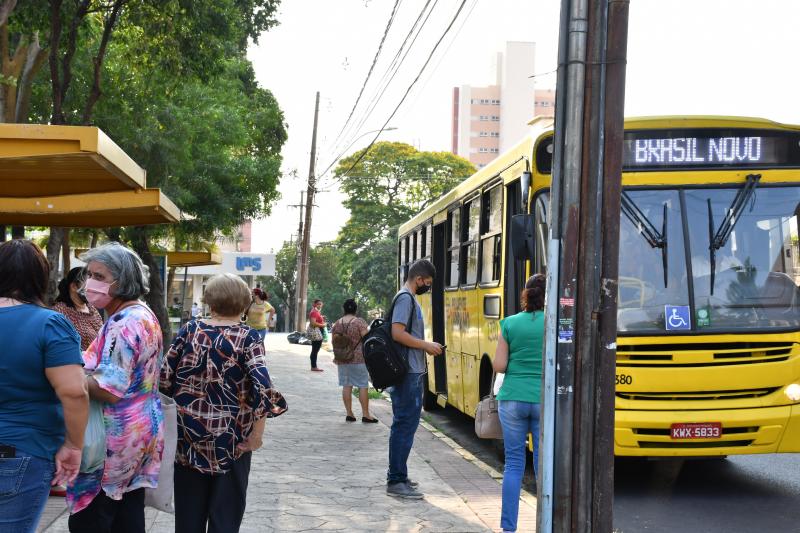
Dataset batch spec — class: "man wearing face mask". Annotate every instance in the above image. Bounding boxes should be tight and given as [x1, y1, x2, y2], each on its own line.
[386, 259, 443, 499]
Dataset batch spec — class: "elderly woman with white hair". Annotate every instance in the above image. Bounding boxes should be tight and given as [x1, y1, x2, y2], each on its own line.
[66, 242, 164, 533]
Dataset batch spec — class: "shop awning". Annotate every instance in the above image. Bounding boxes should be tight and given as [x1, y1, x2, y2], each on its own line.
[0, 124, 147, 198]
[0, 189, 181, 227]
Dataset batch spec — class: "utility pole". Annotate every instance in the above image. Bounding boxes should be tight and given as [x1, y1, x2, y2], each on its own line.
[294, 91, 320, 332]
[538, 1, 629, 532]
[290, 191, 305, 331]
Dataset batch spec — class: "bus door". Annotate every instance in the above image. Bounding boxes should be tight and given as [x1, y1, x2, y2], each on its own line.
[504, 180, 527, 315]
[444, 208, 464, 410]
[431, 222, 447, 393]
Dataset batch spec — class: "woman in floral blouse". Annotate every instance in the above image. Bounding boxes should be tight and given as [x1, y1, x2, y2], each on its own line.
[161, 273, 287, 533]
[67, 243, 164, 533]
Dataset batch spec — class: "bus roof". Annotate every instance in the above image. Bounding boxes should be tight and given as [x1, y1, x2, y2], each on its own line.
[398, 115, 800, 236]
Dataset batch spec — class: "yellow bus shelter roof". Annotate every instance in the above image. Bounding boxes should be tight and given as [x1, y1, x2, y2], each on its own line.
[0, 124, 146, 197]
[74, 249, 222, 268]
[0, 189, 181, 227]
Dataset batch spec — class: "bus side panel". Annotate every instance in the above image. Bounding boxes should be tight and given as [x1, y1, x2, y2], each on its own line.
[462, 353, 479, 417]
[444, 290, 463, 410]
[479, 288, 502, 394]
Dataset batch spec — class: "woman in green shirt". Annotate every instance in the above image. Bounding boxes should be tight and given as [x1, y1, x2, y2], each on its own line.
[492, 274, 545, 533]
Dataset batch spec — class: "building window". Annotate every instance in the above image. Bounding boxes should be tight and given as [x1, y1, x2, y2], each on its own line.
[490, 115, 500, 121]
[491, 99, 501, 105]
[490, 132, 499, 138]
[479, 115, 489, 121]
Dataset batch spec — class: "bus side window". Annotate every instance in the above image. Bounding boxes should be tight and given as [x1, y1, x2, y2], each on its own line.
[481, 185, 503, 283]
[447, 210, 461, 287]
[462, 198, 480, 285]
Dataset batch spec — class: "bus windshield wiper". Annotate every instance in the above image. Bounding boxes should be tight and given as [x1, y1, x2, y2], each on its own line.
[621, 192, 669, 288]
[706, 173, 761, 295]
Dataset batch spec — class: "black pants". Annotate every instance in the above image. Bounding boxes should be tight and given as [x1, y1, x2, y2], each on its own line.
[68, 488, 145, 533]
[310, 340, 322, 368]
[174, 453, 252, 533]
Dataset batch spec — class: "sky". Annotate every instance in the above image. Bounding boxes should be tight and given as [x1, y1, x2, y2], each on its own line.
[246, 0, 800, 254]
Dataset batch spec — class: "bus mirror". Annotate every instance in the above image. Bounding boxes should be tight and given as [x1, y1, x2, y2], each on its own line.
[511, 214, 535, 261]
[521, 171, 531, 211]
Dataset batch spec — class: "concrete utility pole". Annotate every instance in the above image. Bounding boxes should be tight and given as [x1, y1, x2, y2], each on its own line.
[294, 91, 320, 332]
[538, 1, 629, 532]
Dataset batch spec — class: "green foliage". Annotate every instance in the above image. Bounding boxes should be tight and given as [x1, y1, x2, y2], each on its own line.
[333, 142, 475, 311]
[308, 242, 358, 320]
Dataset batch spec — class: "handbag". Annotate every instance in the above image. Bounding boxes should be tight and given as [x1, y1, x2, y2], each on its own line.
[474, 373, 503, 439]
[79, 400, 106, 473]
[145, 394, 178, 513]
[305, 321, 323, 342]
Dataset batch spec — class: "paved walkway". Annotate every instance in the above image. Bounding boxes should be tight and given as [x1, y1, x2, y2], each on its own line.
[39, 334, 536, 532]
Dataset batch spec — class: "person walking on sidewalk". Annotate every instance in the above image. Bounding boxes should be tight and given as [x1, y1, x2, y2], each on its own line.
[308, 299, 326, 372]
[492, 274, 546, 533]
[161, 273, 288, 533]
[386, 259, 443, 499]
[331, 298, 378, 423]
[245, 288, 274, 341]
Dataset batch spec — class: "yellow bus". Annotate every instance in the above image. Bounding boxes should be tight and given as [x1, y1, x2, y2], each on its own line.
[397, 115, 800, 457]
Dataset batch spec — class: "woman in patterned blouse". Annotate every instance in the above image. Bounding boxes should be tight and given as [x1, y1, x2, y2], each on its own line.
[67, 243, 164, 533]
[161, 273, 287, 533]
[53, 267, 103, 351]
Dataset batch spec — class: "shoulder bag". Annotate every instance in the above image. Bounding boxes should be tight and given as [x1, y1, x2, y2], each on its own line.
[475, 373, 503, 439]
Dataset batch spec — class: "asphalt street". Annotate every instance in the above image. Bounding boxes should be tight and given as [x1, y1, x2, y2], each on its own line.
[423, 405, 800, 533]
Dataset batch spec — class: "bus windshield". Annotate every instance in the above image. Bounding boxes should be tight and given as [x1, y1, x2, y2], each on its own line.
[617, 185, 800, 333]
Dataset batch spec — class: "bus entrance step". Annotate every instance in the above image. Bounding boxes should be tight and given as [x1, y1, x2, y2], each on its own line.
[436, 394, 448, 408]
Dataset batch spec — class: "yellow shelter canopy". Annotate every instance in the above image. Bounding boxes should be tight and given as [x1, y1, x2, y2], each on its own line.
[0, 189, 180, 227]
[75, 248, 221, 268]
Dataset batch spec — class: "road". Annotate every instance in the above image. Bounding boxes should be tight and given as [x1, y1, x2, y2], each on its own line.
[423, 405, 800, 532]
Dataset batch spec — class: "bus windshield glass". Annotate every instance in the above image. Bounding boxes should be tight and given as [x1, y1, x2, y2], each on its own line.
[617, 186, 800, 333]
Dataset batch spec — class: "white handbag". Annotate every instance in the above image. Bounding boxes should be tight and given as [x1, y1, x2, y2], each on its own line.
[474, 373, 503, 439]
[145, 394, 178, 513]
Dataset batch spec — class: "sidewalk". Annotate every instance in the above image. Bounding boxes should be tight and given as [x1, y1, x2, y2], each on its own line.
[39, 334, 536, 532]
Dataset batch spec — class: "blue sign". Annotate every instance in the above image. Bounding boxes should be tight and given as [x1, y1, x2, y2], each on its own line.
[665, 305, 691, 331]
[236, 256, 262, 272]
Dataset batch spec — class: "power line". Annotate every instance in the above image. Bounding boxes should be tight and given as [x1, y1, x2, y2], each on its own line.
[334, 0, 470, 182]
[332, 0, 403, 150]
[331, 0, 438, 158]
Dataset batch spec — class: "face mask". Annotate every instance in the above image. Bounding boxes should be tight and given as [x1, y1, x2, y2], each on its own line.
[415, 282, 431, 295]
[84, 278, 115, 309]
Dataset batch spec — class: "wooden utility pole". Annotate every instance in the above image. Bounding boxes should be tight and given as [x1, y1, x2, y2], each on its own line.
[294, 91, 320, 332]
[538, 1, 630, 532]
[290, 191, 305, 331]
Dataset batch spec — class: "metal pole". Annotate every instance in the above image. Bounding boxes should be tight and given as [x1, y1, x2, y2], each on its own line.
[179, 265, 189, 329]
[295, 91, 320, 332]
[539, 0, 629, 531]
[292, 191, 305, 331]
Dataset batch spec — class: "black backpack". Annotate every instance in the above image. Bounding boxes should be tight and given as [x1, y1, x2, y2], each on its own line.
[363, 292, 415, 391]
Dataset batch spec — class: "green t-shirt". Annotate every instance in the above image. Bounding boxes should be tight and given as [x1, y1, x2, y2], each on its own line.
[496, 310, 544, 403]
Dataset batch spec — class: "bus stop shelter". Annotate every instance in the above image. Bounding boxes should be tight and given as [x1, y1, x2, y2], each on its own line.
[0, 124, 181, 227]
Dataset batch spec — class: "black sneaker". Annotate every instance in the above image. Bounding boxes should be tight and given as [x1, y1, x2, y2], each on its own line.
[386, 481, 423, 499]
[406, 479, 419, 488]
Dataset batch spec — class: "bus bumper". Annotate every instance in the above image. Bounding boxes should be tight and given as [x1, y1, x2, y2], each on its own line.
[614, 404, 800, 457]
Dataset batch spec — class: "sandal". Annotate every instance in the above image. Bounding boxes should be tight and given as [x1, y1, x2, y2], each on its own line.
[346, 415, 356, 422]
[362, 417, 379, 423]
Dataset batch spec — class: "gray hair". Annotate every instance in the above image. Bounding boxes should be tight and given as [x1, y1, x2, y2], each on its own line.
[80, 242, 150, 301]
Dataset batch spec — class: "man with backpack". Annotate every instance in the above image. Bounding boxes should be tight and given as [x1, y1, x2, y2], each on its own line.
[386, 259, 443, 499]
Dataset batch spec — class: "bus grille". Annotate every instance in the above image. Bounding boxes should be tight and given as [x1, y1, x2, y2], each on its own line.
[616, 341, 795, 367]
[617, 388, 779, 401]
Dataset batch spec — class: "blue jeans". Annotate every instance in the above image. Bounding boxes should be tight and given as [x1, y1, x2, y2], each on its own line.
[255, 328, 267, 341]
[498, 400, 541, 532]
[0, 452, 54, 533]
[387, 372, 424, 483]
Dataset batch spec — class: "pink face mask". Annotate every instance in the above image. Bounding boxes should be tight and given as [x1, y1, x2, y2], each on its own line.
[84, 278, 115, 309]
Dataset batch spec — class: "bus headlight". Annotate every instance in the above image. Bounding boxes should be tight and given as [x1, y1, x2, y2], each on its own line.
[785, 383, 800, 402]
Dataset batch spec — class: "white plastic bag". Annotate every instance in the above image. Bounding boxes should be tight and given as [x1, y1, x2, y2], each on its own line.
[79, 401, 106, 473]
[145, 394, 178, 513]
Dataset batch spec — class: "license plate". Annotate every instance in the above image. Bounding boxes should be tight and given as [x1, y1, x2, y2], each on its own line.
[670, 422, 722, 439]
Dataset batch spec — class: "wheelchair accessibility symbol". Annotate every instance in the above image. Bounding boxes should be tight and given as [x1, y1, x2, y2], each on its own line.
[665, 305, 691, 331]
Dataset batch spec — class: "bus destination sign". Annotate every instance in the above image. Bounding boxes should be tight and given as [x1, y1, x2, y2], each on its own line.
[622, 129, 800, 171]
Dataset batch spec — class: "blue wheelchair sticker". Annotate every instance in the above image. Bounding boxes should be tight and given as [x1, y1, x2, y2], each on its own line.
[665, 305, 691, 331]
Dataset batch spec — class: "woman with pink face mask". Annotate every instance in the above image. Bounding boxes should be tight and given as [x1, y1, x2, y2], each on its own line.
[67, 243, 164, 533]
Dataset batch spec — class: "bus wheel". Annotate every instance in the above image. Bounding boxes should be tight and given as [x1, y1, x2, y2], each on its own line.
[423, 386, 439, 411]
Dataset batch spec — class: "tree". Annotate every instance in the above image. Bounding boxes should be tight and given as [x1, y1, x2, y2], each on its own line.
[333, 142, 474, 311]
[259, 241, 297, 330]
[307, 242, 356, 321]
[13, 0, 286, 342]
